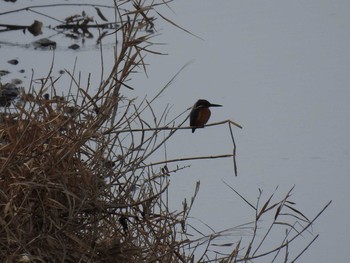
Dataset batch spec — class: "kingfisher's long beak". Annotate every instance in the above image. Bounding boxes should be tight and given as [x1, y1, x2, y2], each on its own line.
[209, 103, 222, 107]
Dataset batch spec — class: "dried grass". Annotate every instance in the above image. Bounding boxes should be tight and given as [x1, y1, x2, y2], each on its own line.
[0, 1, 329, 262]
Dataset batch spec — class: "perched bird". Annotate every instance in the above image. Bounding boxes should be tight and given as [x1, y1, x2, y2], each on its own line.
[190, 99, 222, 133]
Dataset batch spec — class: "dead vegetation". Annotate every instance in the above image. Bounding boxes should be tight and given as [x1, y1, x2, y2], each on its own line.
[0, 1, 329, 262]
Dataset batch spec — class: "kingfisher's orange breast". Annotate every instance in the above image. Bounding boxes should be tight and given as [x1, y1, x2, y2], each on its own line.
[195, 108, 211, 127]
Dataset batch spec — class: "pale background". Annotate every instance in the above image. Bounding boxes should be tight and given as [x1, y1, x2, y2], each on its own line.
[1, 1, 349, 262]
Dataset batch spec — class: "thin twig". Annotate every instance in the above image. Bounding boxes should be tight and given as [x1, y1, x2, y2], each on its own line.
[139, 154, 234, 169]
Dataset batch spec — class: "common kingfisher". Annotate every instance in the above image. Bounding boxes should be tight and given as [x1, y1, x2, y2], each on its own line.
[190, 99, 222, 133]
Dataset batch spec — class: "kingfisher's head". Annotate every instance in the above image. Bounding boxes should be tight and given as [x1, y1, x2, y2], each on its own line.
[194, 99, 222, 109]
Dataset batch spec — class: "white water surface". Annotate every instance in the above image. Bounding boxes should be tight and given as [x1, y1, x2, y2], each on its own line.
[1, 1, 349, 262]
